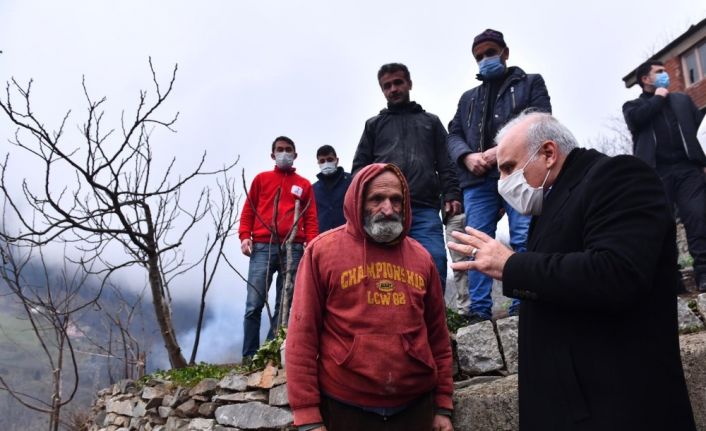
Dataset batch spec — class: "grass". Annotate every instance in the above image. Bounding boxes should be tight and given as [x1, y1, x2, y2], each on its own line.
[141, 327, 288, 388]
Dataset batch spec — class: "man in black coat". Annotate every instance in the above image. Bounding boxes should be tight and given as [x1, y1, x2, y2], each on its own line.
[448, 111, 695, 430]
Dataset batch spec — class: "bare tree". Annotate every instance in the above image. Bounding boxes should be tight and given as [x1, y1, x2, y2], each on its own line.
[0, 59, 237, 368]
[585, 114, 633, 156]
[0, 239, 98, 431]
[187, 173, 240, 364]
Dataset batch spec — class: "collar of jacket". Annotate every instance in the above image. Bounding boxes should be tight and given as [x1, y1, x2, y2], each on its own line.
[316, 166, 345, 182]
[273, 165, 297, 174]
[476, 65, 526, 84]
[380, 101, 424, 115]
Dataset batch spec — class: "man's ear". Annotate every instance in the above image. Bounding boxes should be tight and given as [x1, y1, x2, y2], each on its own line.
[293, 152, 298, 160]
[502, 47, 510, 62]
[271, 153, 276, 160]
[542, 141, 558, 168]
[408, 79, 413, 90]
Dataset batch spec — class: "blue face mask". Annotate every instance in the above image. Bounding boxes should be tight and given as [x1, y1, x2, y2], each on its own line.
[654, 72, 670, 89]
[478, 55, 506, 79]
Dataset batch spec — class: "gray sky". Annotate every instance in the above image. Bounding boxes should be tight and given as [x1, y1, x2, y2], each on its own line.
[1, 0, 704, 366]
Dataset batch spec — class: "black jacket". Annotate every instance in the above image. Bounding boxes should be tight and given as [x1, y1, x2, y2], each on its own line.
[503, 148, 695, 430]
[352, 102, 461, 209]
[447, 66, 551, 188]
[623, 91, 706, 167]
[313, 167, 352, 233]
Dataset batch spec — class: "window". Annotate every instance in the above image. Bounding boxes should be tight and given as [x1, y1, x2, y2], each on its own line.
[682, 39, 706, 86]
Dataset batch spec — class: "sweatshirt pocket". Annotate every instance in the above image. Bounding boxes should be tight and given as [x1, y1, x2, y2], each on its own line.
[333, 333, 437, 396]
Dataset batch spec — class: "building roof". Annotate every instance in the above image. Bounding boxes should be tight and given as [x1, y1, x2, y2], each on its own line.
[622, 17, 706, 88]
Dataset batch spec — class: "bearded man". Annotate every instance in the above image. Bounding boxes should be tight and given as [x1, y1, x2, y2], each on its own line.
[287, 163, 454, 431]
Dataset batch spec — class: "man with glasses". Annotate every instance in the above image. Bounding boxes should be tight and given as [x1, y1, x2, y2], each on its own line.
[447, 29, 551, 324]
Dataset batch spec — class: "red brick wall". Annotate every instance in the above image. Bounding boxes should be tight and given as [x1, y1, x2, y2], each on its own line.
[665, 56, 706, 110]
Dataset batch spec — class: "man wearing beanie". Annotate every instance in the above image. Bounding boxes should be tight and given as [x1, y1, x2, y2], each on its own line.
[447, 28, 551, 324]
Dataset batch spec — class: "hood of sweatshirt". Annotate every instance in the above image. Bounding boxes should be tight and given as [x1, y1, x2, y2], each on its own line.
[343, 163, 411, 243]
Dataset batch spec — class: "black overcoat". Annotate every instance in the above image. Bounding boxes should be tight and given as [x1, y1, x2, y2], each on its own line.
[503, 148, 695, 430]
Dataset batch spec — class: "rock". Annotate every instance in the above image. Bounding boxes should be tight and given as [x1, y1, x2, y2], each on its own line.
[456, 321, 504, 375]
[496, 316, 519, 374]
[103, 412, 118, 426]
[113, 415, 130, 427]
[213, 391, 268, 403]
[680, 331, 706, 431]
[132, 400, 147, 417]
[105, 398, 135, 416]
[188, 418, 216, 430]
[269, 383, 288, 406]
[453, 374, 518, 431]
[176, 399, 201, 417]
[198, 402, 218, 417]
[697, 293, 706, 320]
[453, 376, 503, 390]
[246, 364, 278, 389]
[677, 297, 704, 333]
[215, 402, 292, 429]
[218, 374, 248, 392]
[142, 385, 169, 401]
[166, 416, 191, 431]
[272, 370, 287, 387]
[163, 387, 189, 407]
[190, 378, 219, 397]
[117, 379, 138, 395]
[158, 406, 173, 418]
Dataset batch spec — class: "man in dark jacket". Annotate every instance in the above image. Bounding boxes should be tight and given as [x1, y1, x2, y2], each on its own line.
[313, 145, 352, 233]
[623, 59, 706, 292]
[448, 111, 696, 430]
[353, 63, 462, 288]
[447, 29, 551, 323]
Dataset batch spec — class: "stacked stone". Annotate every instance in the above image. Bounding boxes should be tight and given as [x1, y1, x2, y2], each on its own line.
[86, 293, 706, 431]
[87, 363, 293, 431]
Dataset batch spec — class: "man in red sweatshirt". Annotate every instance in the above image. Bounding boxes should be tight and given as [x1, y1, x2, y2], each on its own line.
[238, 136, 318, 362]
[287, 163, 453, 431]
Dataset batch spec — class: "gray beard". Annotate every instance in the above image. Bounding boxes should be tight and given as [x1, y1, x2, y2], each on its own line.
[363, 213, 404, 243]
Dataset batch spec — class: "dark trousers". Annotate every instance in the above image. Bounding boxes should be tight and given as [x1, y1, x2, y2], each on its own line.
[657, 162, 706, 278]
[320, 393, 434, 431]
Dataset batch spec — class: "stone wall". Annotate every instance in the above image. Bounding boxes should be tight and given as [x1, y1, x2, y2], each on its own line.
[87, 293, 706, 431]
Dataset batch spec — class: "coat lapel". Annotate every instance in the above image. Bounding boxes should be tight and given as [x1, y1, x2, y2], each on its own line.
[528, 148, 604, 251]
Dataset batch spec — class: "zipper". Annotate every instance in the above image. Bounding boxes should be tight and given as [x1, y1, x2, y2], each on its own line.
[479, 85, 489, 152]
[466, 98, 475, 128]
[677, 123, 691, 158]
[511, 86, 516, 111]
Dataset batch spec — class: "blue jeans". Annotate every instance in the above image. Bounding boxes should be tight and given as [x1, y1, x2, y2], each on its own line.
[409, 206, 447, 291]
[464, 179, 530, 319]
[242, 242, 304, 357]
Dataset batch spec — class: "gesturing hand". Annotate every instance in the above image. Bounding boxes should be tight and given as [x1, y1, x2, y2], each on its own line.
[447, 226, 514, 281]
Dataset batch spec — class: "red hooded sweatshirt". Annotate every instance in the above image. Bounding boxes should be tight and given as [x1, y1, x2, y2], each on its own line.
[286, 163, 453, 426]
[238, 166, 318, 244]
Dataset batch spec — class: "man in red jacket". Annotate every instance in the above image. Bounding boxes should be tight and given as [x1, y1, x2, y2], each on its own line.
[287, 163, 453, 431]
[238, 136, 318, 362]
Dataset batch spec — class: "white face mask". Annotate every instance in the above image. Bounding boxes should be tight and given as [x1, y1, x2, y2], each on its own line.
[275, 152, 295, 170]
[498, 149, 551, 215]
[319, 161, 337, 175]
